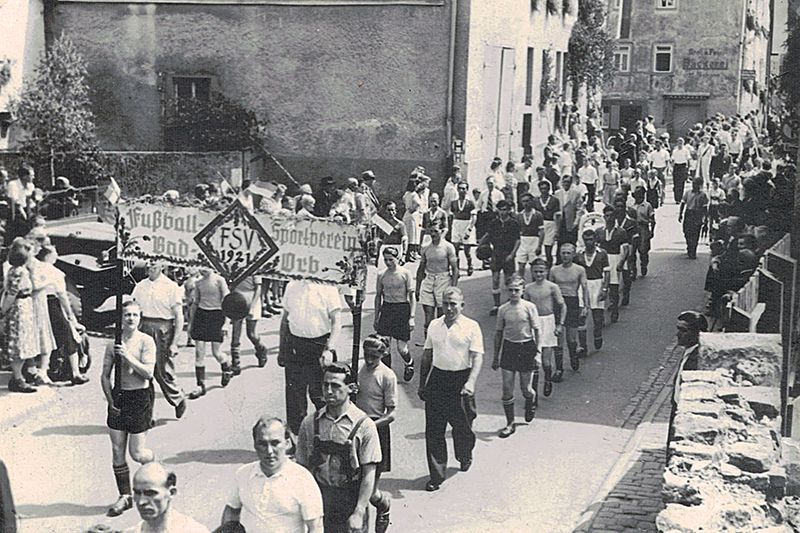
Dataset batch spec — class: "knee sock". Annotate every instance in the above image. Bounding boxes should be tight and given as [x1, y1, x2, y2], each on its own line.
[554, 348, 564, 371]
[502, 397, 515, 425]
[578, 330, 588, 351]
[493, 290, 501, 307]
[113, 463, 131, 496]
[230, 348, 241, 369]
[221, 362, 231, 373]
[370, 490, 391, 513]
[568, 341, 577, 358]
[544, 366, 552, 383]
[194, 366, 206, 386]
[532, 371, 540, 397]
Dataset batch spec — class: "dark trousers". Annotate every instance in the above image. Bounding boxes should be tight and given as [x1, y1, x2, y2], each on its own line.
[683, 210, 704, 258]
[621, 270, 632, 306]
[608, 284, 620, 317]
[425, 368, 475, 484]
[140, 318, 184, 407]
[584, 183, 596, 212]
[629, 228, 651, 275]
[673, 164, 688, 204]
[320, 486, 365, 533]
[285, 332, 328, 434]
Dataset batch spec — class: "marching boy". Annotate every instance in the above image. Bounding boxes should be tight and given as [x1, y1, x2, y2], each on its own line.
[492, 275, 542, 438]
[355, 335, 397, 533]
[523, 258, 567, 398]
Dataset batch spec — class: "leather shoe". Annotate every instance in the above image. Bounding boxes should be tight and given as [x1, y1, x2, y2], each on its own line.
[106, 495, 132, 517]
[256, 346, 268, 367]
[71, 375, 90, 386]
[459, 458, 472, 472]
[543, 381, 552, 397]
[594, 336, 603, 350]
[175, 400, 187, 419]
[499, 425, 515, 438]
[8, 378, 36, 393]
[524, 395, 536, 422]
[551, 370, 563, 383]
[425, 480, 440, 492]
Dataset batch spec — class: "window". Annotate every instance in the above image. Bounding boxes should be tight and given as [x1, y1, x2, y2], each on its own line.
[656, 0, 677, 9]
[653, 44, 673, 73]
[555, 51, 563, 94]
[562, 52, 569, 94]
[610, 0, 621, 8]
[173, 77, 211, 101]
[619, 0, 633, 39]
[525, 47, 534, 106]
[614, 44, 631, 72]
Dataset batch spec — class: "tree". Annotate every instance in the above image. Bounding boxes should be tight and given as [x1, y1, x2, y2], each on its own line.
[566, 0, 615, 101]
[11, 34, 105, 187]
[163, 92, 267, 152]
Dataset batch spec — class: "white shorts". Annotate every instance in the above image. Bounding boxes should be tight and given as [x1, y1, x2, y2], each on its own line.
[542, 220, 557, 246]
[586, 278, 604, 309]
[515, 236, 541, 264]
[451, 219, 476, 245]
[419, 272, 451, 307]
[538, 314, 558, 348]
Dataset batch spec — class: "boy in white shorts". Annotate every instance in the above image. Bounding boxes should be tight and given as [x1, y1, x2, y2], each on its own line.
[515, 192, 545, 282]
[523, 258, 567, 398]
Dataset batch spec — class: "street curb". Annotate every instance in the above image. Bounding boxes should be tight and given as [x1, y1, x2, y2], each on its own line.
[571, 348, 678, 532]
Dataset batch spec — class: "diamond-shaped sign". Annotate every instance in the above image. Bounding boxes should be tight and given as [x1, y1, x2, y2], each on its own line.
[194, 199, 279, 289]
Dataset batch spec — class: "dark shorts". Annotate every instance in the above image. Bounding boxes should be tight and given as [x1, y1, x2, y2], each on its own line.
[490, 251, 515, 276]
[376, 302, 411, 342]
[563, 296, 580, 328]
[500, 339, 538, 372]
[191, 308, 225, 342]
[107, 386, 153, 434]
[376, 424, 391, 474]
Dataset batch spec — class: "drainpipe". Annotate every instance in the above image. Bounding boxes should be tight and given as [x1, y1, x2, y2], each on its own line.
[765, 0, 775, 127]
[445, 0, 458, 158]
[736, 0, 748, 113]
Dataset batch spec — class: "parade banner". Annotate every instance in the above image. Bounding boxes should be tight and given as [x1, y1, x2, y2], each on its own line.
[117, 200, 367, 289]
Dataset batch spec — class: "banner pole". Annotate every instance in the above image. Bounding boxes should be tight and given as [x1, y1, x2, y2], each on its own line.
[351, 289, 364, 383]
[113, 210, 123, 392]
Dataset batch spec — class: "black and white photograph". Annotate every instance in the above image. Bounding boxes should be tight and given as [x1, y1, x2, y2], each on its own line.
[0, 0, 799, 531]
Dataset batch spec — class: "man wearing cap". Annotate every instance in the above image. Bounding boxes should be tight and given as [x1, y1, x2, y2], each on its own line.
[313, 177, 337, 218]
[131, 262, 188, 419]
[667, 311, 708, 457]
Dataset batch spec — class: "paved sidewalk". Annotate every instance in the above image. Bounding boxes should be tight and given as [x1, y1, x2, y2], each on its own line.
[573, 344, 682, 532]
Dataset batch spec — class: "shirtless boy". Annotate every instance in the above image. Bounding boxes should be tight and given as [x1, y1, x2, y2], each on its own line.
[548, 244, 590, 379]
[416, 224, 458, 340]
[523, 258, 567, 397]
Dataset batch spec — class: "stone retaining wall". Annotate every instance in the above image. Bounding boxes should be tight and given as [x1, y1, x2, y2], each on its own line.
[657, 333, 800, 531]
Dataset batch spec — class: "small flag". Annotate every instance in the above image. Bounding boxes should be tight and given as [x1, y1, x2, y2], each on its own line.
[247, 180, 278, 198]
[103, 177, 121, 205]
[371, 213, 395, 236]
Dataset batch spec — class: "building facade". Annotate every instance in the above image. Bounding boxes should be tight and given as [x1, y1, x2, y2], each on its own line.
[603, 0, 771, 138]
[4, 0, 584, 193]
[0, 0, 45, 150]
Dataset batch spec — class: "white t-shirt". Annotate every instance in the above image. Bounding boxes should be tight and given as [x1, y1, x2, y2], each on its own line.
[649, 148, 669, 168]
[577, 165, 599, 186]
[282, 280, 342, 338]
[424, 314, 484, 371]
[124, 510, 209, 533]
[671, 146, 691, 165]
[227, 461, 323, 533]
[131, 275, 182, 320]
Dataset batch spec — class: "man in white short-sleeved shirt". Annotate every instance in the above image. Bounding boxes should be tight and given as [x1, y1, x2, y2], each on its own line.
[279, 280, 343, 434]
[418, 287, 484, 491]
[223, 417, 323, 533]
[131, 262, 187, 419]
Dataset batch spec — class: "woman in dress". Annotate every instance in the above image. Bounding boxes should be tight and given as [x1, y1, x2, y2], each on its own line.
[602, 161, 621, 208]
[402, 176, 422, 262]
[36, 245, 88, 385]
[3, 240, 39, 392]
[28, 239, 57, 385]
